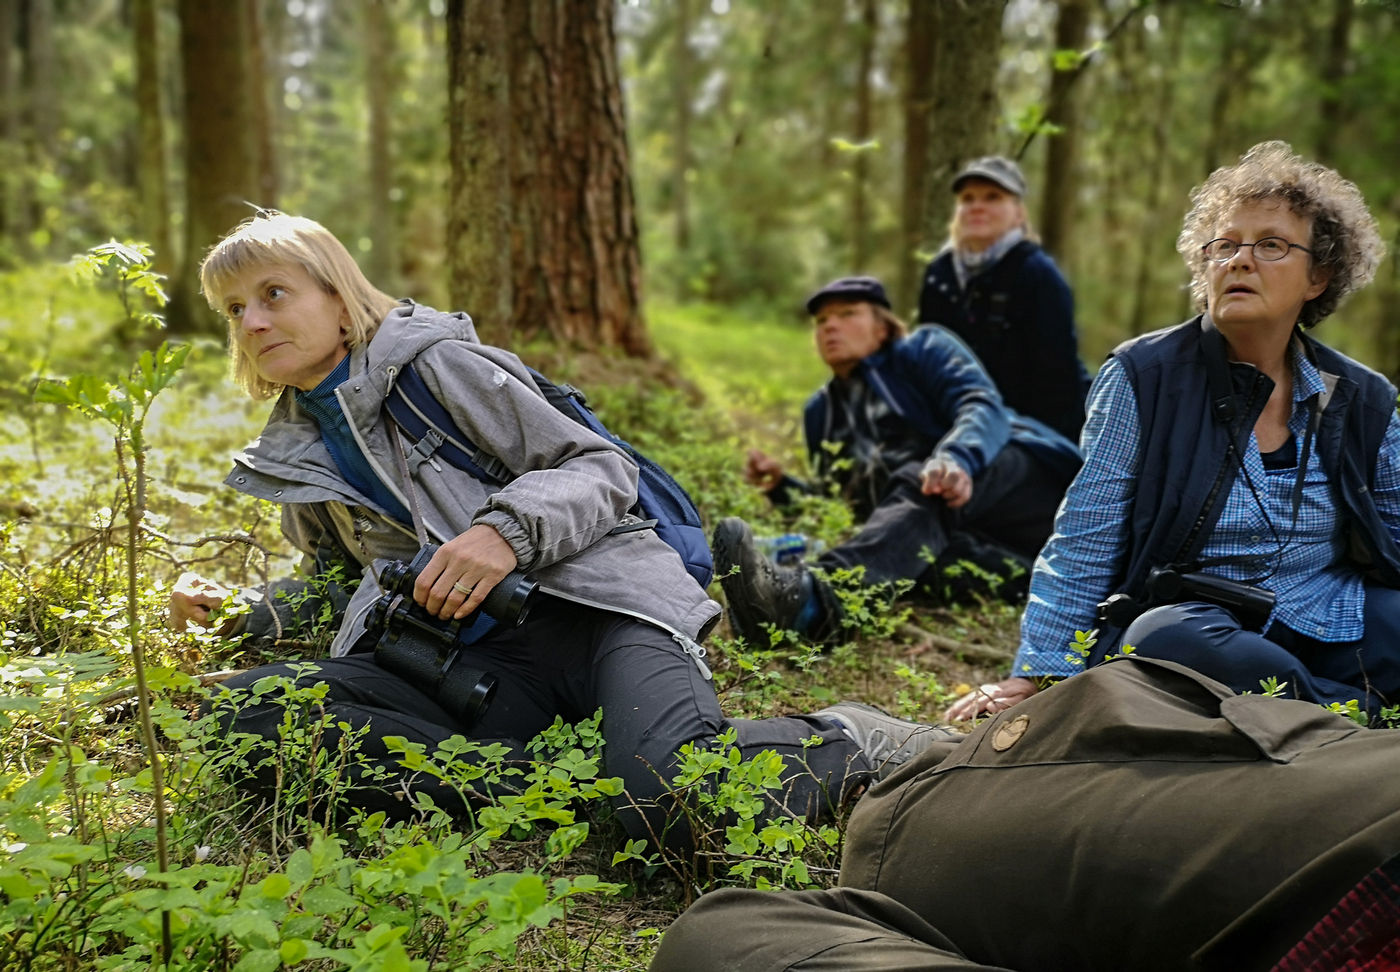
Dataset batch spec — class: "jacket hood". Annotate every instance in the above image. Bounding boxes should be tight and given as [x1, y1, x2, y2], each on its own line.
[365, 300, 479, 375]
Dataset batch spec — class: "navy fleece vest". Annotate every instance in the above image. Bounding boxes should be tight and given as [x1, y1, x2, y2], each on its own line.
[1109, 316, 1400, 610]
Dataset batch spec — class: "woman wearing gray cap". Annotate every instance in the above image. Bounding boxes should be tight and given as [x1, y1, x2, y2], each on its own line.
[918, 155, 1091, 443]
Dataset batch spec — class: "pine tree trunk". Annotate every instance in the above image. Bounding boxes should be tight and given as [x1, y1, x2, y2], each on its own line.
[446, 0, 513, 338]
[1038, 0, 1090, 265]
[0, 0, 19, 243]
[918, 0, 1006, 265]
[365, 0, 399, 292]
[245, 0, 278, 208]
[503, 0, 649, 354]
[133, 0, 173, 272]
[169, 0, 260, 335]
[1315, 0, 1354, 165]
[899, 0, 936, 311]
[23, 0, 56, 252]
[672, 0, 692, 260]
[850, 0, 877, 271]
[1128, 2, 1184, 336]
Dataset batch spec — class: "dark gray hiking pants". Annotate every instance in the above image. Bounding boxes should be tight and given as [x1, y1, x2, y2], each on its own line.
[651, 657, 1400, 971]
[212, 598, 871, 849]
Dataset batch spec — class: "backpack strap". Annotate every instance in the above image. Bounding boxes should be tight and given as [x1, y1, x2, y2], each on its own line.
[385, 362, 513, 484]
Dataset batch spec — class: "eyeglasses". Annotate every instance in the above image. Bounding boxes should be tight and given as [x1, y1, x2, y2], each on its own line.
[1202, 237, 1313, 263]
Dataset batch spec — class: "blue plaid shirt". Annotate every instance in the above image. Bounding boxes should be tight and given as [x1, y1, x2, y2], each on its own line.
[1016, 348, 1400, 678]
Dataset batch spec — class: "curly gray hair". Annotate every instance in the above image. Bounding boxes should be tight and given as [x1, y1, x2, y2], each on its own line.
[1175, 140, 1385, 328]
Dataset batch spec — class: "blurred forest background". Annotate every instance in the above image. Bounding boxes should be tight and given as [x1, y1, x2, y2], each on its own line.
[3, 0, 1400, 371]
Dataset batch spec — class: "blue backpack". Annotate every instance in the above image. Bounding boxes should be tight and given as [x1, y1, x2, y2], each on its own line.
[385, 360, 714, 589]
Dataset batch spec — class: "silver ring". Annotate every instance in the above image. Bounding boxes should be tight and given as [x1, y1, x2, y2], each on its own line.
[452, 580, 474, 596]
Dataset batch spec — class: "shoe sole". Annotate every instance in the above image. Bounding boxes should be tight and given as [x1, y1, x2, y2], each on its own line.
[713, 520, 768, 646]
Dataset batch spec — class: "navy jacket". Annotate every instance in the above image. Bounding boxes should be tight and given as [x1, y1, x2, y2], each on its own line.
[918, 242, 1091, 442]
[800, 325, 1081, 487]
[1109, 315, 1400, 610]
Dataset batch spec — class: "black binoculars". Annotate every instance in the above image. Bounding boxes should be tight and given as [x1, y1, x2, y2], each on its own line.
[364, 544, 539, 729]
[1097, 566, 1275, 634]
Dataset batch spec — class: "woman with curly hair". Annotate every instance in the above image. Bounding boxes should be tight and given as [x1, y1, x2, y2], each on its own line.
[949, 140, 1400, 720]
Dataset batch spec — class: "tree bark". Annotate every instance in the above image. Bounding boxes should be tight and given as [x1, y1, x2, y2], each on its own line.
[22, 0, 56, 249]
[446, 0, 513, 337]
[1315, 0, 1354, 165]
[0, 0, 19, 242]
[24, 0, 56, 161]
[850, 0, 877, 270]
[502, 0, 649, 354]
[1128, 1, 1184, 336]
[132, 0, 173, 272]
[365, 0, 399, 292]
[672, 0, 693, 261]
[244, 0, 278, 209]
[899, 0, 936, 311]
[169, 0, 260, 335]
[1038, 0, 1090, 264]
[918, 0, 1006, 266]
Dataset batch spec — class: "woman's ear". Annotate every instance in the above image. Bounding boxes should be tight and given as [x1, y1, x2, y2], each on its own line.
[1305, 266, 1332, 302]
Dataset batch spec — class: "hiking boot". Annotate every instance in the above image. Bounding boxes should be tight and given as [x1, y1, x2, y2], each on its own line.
[814, 701, 963, 779]
[713, 517, 810, 645]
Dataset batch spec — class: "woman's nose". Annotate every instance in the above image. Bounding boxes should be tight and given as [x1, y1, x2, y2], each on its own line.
[1226, 244, 1255, 268]
[240, 305, 269, 332]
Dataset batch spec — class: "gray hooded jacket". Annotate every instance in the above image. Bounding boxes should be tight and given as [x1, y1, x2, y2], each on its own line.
[225, 301, 720, 672]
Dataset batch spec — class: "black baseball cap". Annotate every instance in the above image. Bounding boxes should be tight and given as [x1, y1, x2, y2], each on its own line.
[805, 275, 891, 315]
[951, 156, 1027, 197]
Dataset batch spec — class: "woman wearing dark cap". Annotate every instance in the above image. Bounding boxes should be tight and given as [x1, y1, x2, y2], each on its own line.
[716, 275, 1079, 645]
[918, 156, 1091, 443]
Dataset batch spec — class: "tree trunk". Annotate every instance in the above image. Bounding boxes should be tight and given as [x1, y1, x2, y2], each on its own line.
[918, 0, 1006, 265]
[245, 0, 278, 208]
[132, 0, 173, 272]
[672, 0, 692, 262]
[1038, 0, 1090, 264]
[23, 0, 56, 250]
[899, 0, 936, 311]
[1315, 0, 1354, 165]
[0, 0, 18, 243]
[1127, 1, 1184, 336]
[24, 0, 55, 161]
[365, 0, 399, 292]
[446, 0, 513, 338]
[169, 0, 259, 335]
[850, 0, 877, 270]
[502, 0, 649, 355]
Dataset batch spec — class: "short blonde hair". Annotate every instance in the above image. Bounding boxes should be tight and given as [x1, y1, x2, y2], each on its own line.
[200, 212, 400, 399]
[1175, 141, 1384, 328]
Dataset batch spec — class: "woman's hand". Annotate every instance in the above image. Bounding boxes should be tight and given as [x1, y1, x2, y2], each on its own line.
[415, 524, 519, 621]
[920, 455, 973, 508]
[745, 449, 785, 491]
[169, 572, 231, 631]
[945, 676, 1039, 721]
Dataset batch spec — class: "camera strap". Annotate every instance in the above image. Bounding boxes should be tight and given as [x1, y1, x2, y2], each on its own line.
[1195, 336, 1320, 583]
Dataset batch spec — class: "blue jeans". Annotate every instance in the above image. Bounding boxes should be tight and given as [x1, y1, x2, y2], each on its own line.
[1120, 584, 1400, 712]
